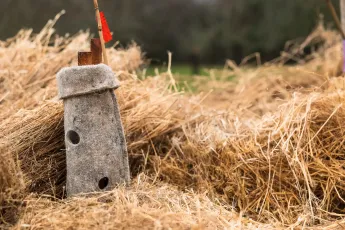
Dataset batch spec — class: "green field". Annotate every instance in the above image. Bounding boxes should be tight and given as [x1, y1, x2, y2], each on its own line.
[143, 64, 223, 77]
[140, 64, 236, 93]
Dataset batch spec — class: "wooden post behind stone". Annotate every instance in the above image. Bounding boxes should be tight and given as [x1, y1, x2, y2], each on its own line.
[78, 52, 92, 66]
[78, 38, 103, 66]
[91, 38, 102, 65]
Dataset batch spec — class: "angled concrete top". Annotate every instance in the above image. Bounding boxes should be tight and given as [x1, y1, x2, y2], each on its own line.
[57, 64, 120, 99]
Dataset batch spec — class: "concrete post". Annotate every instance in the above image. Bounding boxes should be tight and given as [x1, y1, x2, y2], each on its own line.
[57, 64, 130, 197]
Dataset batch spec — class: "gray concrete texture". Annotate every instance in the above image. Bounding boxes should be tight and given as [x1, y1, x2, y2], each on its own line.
[57, 64, 130, 197]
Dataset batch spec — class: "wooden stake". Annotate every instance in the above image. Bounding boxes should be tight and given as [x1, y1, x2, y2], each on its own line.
[341, 0, 345, 33]
[341, 0, 345, 73]
[93, 0, 109, 65]
[91, 38, 102, 64]
[78, 52, 92, 66]
[326, 0, 345, 39]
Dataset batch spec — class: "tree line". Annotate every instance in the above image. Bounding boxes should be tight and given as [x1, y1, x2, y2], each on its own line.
[0, 0, 338, 64]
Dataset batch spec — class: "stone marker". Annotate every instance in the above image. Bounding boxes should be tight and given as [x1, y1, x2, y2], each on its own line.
[57, 64, 130, 197]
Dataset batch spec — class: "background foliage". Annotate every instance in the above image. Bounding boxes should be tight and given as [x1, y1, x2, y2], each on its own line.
[0, 0, 339, 63]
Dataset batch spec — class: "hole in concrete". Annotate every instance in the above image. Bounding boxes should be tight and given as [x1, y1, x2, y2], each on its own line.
[67, 130, 80, 145]
[98, 177, 109, 189]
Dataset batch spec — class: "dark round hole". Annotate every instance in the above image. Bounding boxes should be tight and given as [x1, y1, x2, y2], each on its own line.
[98, 177, 109, 190]
[66, 130, 80, 145]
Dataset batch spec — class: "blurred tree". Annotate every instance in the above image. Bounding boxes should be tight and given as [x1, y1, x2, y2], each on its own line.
[0, 0, 339, 64]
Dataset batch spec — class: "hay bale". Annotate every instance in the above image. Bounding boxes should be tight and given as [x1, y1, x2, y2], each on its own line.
[201, 65, 326, 116]
[13, 176, 274, 230]
[5, 78, 345, 226]
[0, 145, 25, 227]
[3, 17, 345, 229]
[155, 89, 345, 225]
[199, 24, 341, 115]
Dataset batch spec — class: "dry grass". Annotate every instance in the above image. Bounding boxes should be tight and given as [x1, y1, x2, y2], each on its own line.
[160, 90, 345, 225]
[199, 23, 341, 116]
[2, 17, 345, 229]
[0, 12, 143, 121]
[12, 175, 277, 230]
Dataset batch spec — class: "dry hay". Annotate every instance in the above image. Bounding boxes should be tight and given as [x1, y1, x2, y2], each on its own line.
[200, 65, 326, 117]
[2, 16, 345, 229]
[0, 11, 143, 121]
[158, 89, 345, 225]
[12, 175, 277, 230]
[0, 74, 191, 198]
[5, 88, 345, 228]
[0, 146, 25, 227]
[200, 23, 341, 116]
[0, 26, 194, 224]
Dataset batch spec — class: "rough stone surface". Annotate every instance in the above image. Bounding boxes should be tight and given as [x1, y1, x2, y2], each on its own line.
[57, 64, 130, 197]
[57, 64, 120, 99]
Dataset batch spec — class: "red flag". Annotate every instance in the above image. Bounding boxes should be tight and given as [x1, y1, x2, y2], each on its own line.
[100, 12, 113, 43]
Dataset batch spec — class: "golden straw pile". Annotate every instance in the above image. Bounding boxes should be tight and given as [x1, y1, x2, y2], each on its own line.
[2, 16, 345, 229]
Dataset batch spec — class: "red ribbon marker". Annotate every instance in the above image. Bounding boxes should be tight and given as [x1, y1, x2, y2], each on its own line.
[100, 12, 112, 43]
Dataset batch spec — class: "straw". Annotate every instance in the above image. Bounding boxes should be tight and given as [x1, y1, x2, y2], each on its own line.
[2, 15, 345, 229]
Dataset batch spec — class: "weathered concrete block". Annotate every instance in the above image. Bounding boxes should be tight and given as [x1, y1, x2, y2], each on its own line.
[57, 64, 130, 197]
